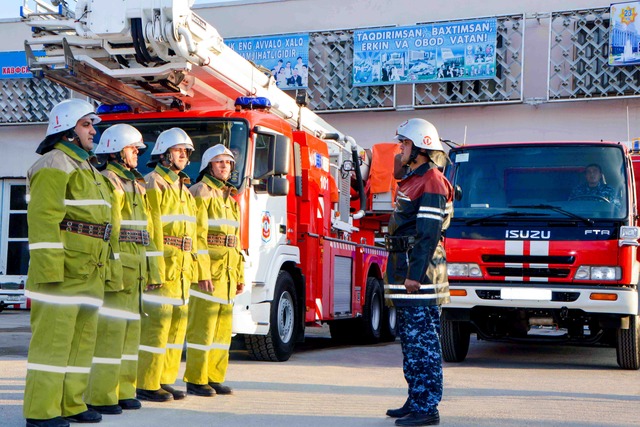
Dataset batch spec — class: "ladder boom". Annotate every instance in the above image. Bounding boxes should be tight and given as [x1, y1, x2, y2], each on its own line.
[23, 0, 346, 140]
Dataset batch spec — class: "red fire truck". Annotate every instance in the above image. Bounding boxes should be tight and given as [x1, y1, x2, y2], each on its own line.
[23, 0, 397, 361]
[443, 141, 640, 369]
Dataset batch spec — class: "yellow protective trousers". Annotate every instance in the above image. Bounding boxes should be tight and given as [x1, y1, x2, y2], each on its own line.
[183, 291, 233, 385]
[137, 298, 188, 390]
[85, 286, 140, 406]
[23, 298, 100, 419]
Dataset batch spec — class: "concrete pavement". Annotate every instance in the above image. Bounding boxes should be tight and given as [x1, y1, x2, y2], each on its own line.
[1, 309, 640, 426]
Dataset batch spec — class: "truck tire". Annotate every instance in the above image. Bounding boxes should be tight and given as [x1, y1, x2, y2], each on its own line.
[616, 314, 640, 370]
[360, 277, 383, 343]
[441, 318, 471, 363]
[381, 305, 397, 342]
[245, 271, 297, 362]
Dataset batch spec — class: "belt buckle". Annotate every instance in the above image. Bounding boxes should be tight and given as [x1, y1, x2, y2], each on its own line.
[141, 230, 150, 246]
[182, 236, 193, 251]
[225, 235, 236, 247]
[103, 223, 112, 241]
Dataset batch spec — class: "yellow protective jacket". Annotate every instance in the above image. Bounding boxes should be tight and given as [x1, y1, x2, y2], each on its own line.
[190, 174, 244, 303]
[144, 165, 198, 302]
[102, 162, 161, 291]
[26, 141, 117, 300]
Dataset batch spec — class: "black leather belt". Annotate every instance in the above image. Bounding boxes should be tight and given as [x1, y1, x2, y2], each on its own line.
[119, 228, 150, 246]
[163, 235, 193, 251]
[207, 234, 237, 248]
[384, 235, 415, 252]
[61, 220, 112, 241]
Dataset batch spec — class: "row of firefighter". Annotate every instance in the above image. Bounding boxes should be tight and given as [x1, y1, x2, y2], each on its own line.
[24, 99, 243, 425]
[22, 97, 401, 426]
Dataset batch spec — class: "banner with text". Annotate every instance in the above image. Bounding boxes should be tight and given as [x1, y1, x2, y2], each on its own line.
[353, 18, 498, 86]
[609, 2, 640, 65]
[0, 50, 45, 79]
[226, 33, 310, 90]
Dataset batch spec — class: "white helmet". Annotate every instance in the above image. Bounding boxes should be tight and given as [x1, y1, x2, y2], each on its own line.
[199, 144, 235, 172]
[150, 127, 194, 156]
[46, 99, 101, 136]
[94, 124, 145, 155]
[394, 118, 444, 151]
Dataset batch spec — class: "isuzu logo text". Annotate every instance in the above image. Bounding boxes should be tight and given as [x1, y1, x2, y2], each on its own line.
[505, 230, 550, 239]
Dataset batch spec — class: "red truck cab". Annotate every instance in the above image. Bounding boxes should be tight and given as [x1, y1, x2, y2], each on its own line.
[443, 141, 640, 369]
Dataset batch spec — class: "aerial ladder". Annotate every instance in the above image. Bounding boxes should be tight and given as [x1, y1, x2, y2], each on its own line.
[21, 0, 348, 143]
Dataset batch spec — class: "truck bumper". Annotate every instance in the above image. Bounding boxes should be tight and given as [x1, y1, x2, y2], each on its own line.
[446, 283, 638, 315]
[0, 291, 27, 308]
[232, 301, 270, 335]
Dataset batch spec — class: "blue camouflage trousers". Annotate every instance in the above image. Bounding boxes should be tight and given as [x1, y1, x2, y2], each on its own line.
[397, 305, 443, 415]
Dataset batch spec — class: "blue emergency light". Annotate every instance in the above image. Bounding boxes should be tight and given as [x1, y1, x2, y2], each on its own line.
[234, 97, 271, 110]
[96, 103, 134, 114]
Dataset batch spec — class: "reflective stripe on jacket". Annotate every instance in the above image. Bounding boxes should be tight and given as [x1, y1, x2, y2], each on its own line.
[26, 141, 115, 298]
[103, 162, 161, 290]
[189, 175, 244, 304]
[144, 165, 197, 301]
[385, 162, 454, 307]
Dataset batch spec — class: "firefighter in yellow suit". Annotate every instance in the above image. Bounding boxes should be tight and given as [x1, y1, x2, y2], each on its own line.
[24, 99, 117, 427]
[183, 144, 244, 397]
[85, 124, 162, 414]
[136, 128, 202, 402]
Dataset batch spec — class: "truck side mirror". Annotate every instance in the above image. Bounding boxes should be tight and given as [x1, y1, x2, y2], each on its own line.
[268, 134, 290, 176]
[267, 176, 289, 196]
[455, 184, 463, 201]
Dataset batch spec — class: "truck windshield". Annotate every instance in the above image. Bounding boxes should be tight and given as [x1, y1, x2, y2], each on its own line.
[95, 119, 249, 189]
[449, 144, 629, 221]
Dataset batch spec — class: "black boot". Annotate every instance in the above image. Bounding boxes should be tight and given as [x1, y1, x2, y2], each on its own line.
[186, 382, 216, 397]
[395, 411, 440, 426]
[160, 384, 186, 400]
[118, 399, 142, 410]
[26, 417, 70, 427]
[208, 382, 233, 395]
[64, 408, 102, 423]
[386, 400, 411, 418]
[86, 404, 122, 415]
[136, 388, 173, 402]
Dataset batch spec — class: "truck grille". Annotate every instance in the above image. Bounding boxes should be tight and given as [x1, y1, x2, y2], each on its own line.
[486, 267, 571, 278]
[482, 255, 575, 264]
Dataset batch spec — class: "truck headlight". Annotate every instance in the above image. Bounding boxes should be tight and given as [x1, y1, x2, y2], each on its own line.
[448, 263, 482, 278]
[575, 266, 620, 281]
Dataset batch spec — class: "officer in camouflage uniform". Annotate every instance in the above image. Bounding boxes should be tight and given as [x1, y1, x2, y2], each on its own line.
[384, 118, 453, 427]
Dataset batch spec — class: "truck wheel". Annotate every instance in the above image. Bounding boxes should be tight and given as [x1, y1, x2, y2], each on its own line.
[441, 318, 471, 363]
[616, 314, 640, 370]
[381, 305, 397, 342]
[360, 277, 383, 343]
[245, 271, 297, 362]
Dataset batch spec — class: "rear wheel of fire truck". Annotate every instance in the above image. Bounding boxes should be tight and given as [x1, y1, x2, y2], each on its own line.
[379, 278, 398, 342]
[245, 271, 297, 362]
[360, 277, 383, 343]
[440, 318, 471, 363]
[616, 314, 640, 370]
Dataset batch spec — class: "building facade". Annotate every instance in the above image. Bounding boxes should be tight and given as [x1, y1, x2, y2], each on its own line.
[0, 0, 638, 290]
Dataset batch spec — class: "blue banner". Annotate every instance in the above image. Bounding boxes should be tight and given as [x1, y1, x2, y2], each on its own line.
[609, 2, 640, 65]
[0, 50, 44, 79]
[353, 18, 497, 86]
[226, 33, 310, 90]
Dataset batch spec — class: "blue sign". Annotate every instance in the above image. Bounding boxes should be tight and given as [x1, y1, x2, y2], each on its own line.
[353, 18, 498, 86]
[226, 33, 310, 90]
[0, 50, 44, 79]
